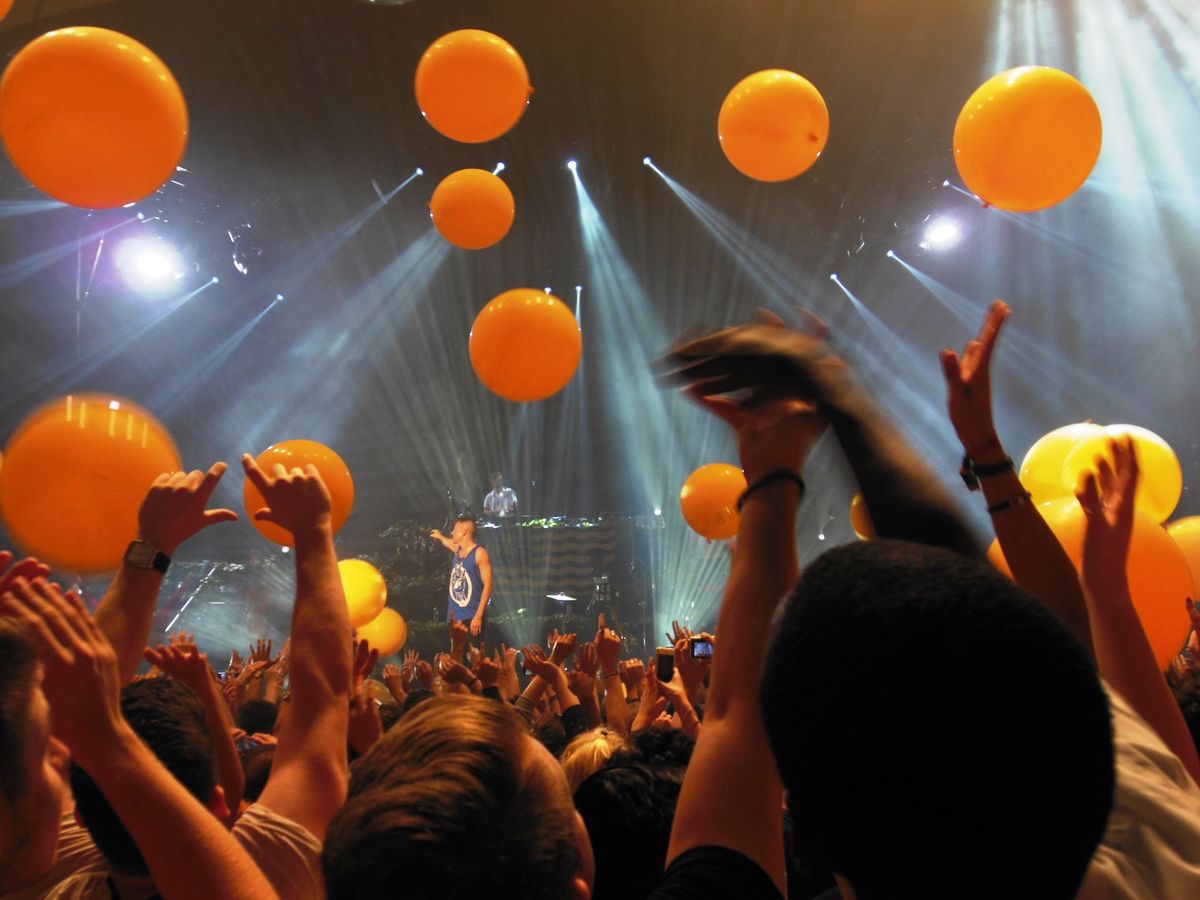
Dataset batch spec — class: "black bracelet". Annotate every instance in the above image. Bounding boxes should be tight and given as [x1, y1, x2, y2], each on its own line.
[987, 491, 1032, 514]
[960, 455, 1014, 491]
[737, 470, 806, 512]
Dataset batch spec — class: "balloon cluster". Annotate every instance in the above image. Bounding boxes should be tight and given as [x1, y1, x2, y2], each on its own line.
[339, 558, 408, 656]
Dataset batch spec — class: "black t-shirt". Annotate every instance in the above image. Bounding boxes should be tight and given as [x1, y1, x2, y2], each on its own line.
[648, 846, 784, 899]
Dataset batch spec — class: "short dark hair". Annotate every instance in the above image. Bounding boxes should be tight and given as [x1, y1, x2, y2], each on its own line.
[237, 699, 278, 735]
[71, 679, 217, 875]
[323, 696, 580, 900]
[0, 618, 38, 804]
[613, 727, 696, 770]
[400, 688, 435, 717]
[574, 763, 683, 900]
[761, 540, 1114, 899]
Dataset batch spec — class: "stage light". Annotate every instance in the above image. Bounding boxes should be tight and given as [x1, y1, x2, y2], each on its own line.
[108, 400, 120, 411]
[643, 156, 652, 166]
[115, 236, 185, 295]
[211, 276, 220, 284]
[920, 217, 962, 251]
[543, 286, 552, 293]
[942, 179, 951, 187]
[415, 167, 424, 176]
[829, 273, 839, 281]
[275, 293, 284, 301]
[567, 159, 578, 172]
[281, 546, 290, 554]
[886, 249, 896, 258]
[493, 162, 506, 175]
[653, 507, 662, 517]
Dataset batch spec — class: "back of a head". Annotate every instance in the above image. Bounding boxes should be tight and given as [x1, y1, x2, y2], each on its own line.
[0, 618, 37, 806]
[761, 539, 1114, 900]
[323, 695, 581, 900]
[237, 698, 278, 735]
[560, 727, 627, 792]
[71, 678, 217, 875]
[574, 763, 683, 900]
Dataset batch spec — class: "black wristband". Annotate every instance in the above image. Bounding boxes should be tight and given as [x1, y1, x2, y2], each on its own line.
[960, 455, 1014, 491]
[737, 470, 806, 512]
[987, 491, 1032, 514]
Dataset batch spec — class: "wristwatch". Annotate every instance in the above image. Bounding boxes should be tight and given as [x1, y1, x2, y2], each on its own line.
[124, 540, 171, 574]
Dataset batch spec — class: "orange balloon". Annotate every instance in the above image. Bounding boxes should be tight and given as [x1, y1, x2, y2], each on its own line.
[1061, 425, 1182, 524]
[850, 492, 874, 540]
[0, 394, 180, 573]
[244, 440, 354, 546]
[1019, 422, 1103, 507]
[469, 289, 582, 402]
[988, 498, 1191, 670]
[414, 29, 531, 143]
[0, 27, 188, 208]
[430, 168, 515, 249]
[680, 463, 747, 541]
[357, 607, 408, 657]
[718, 69, 829, 182]
[339, 559, 388, 629]
[0, 1, 13, 23]
[954, 66, 1101, 212]
[1166, 518, 1200, 600]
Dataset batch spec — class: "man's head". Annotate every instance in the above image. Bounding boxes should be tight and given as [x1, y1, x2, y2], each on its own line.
[0, 618, 69, 892]
[238, 698, 278, 736]
[490, 472, 504, 490]
[70, 678, 221, 876]
[760, 539, 1114, 899]
[323, 695, 592, 900]
[452, 516, 477, 542]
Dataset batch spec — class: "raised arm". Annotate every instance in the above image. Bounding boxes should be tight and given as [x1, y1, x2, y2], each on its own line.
[2, 578, 277, 900]
[429, 528, 456, 552]
[940, 301, 1093, 650]
[1076, 438, 1200, 783]
[664, 385, 827, 896]
[94, 463, 239, 684]
[668, 315, 979, 556]
[243, 455, 352, 842]
[595, 616, 629, 737]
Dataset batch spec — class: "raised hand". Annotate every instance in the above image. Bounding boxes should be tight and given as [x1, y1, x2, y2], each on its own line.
[673, 636, 708, 705]
[667, 619, 692, 646]
[1076, 436, 1138, 573]
[521, 644, 560, 681]
[0, 551, 50, 596]
[0, 577, 123, 768]
[549, 631, 578, 665]
[449, 615, 470, 652]
[630, 670, 668, 733]
[568, 667, 594, 698]
[595, 613, 622, 673]
[347, 684, 383, 756]
[473, 655, 501, 689]
[352, 638, 379, 690]
[414, 659, 435, 692]
[144, 643, 212, 694]
[439, 655, 475, 685]
[241, 454, 332, 541]
[249, 637, 274, 663]
[620, 658, 645, 693]
[137, 462, 239, 557]
[169, 630, 197, 651]
[576, 641, 599, 678]
[226, 648, 244, 679]
[939, 300, 1009, 457]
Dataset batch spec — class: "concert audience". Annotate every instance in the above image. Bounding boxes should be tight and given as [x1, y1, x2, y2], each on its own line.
[2, 305, 1200, 899]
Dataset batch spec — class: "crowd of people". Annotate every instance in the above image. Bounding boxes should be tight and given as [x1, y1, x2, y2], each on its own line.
[3, 302, 1200, 899]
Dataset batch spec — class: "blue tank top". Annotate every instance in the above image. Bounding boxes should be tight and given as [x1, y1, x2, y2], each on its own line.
[447, 545, 483, 622]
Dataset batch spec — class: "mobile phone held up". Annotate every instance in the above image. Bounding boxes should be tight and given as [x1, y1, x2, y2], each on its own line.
[689, 636, 714, 659]
[655, 646, 675, 682]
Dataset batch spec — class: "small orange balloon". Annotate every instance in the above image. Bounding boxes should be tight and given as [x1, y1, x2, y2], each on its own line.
[339, 559, 388, 629]
[1019, 422, 1103, 507]
[244, 440, 354, 546]
[0, 27, 188, 208]
[1061, 425, 1182, 524]
[1166, 518, 1200, 600]
[850, 492, 874, 540]
[469, 289, 582, 402]
[414, 29, 531, 143]
[718, 69, 829, 182]
[0, 1, 13, 24]
[988, 498, 1191, 670]
[0, 394, 180, 573]
[954, 66, 1101, 212]
[357, 607, 408, 657]
[430, 168, 515, 249]
[680, 463, 747, 541]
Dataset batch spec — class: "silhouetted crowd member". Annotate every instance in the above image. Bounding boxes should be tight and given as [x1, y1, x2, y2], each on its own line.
[3, 305, 1200, 900]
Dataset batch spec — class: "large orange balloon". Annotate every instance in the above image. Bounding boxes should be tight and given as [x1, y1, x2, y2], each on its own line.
[469, 289, 582, 402]
[718, 69, 829, 182]
[1062, 425, 1182, 524]
[414, 29, 531, 143]
[680, 463, 747, 541]
[0, 1, 13, 24]
[988, 498, 1191, 670]
[850, 492, 874, 540]
[0, 394, 180, 573]
[357, 607, 408, 657]
[1019, 422, 1103, 507]
[0, 27, 188, 208]
[1166, 518, 1200, 600]
[339, 559, 388, 629]
[243, 440, 354, 546]
[430, 169, 515, 249]
[953, 66, 1101, 212]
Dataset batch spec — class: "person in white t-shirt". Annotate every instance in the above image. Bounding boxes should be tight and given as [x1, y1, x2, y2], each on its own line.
[483, 472, 519, 518]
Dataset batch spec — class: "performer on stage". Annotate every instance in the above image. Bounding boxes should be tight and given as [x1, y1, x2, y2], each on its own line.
[429, 515, 493, 636]
[483, 472, 519, 518]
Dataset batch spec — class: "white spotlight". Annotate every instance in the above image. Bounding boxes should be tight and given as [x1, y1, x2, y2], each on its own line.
[275, 293, 284, 301]
[567, 159, 578, 172]
[942, 179, 951, 187]
[116, 237, 184, 295]
[544, 286, 552, 294]
[829, 273, 839, 281]
[211, 276, 220, 284]
[642, 156, 652, 166]
[415, 167, 424, 176]
[920, 217, 962, 251]
[886, 249, 896, 259]
[653, 507, 662, 517]
[493, 162, 506, 175]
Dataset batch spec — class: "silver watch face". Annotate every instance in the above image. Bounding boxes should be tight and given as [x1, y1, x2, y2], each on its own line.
[126, 541, 158, 567]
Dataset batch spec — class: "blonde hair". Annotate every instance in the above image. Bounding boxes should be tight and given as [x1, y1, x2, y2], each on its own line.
[560, 727, 628, 792]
